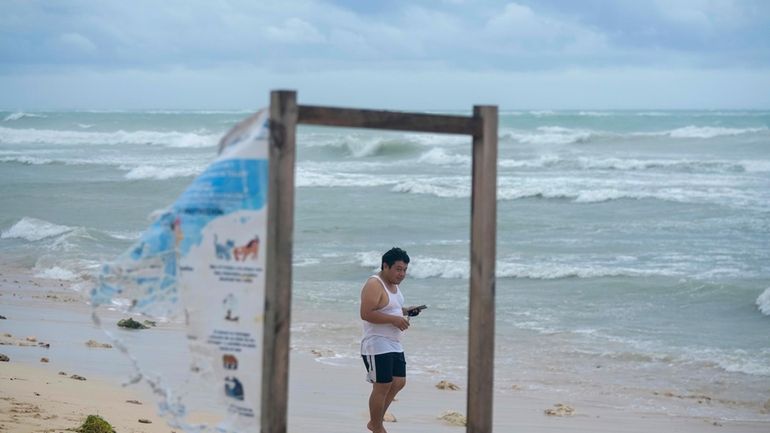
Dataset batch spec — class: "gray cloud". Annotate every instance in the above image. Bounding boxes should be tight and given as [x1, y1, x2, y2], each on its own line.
[1, 0, 768, 108]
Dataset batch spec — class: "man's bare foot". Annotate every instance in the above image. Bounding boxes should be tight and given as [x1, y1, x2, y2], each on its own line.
[366, 421, 386, 433]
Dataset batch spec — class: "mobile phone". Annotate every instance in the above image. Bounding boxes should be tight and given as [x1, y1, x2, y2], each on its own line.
[407, 305, 428, 317]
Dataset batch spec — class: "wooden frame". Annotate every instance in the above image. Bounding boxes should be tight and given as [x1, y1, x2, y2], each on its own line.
[263, 90, 498, 433]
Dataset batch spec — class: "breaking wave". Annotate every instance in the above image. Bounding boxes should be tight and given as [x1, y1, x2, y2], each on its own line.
[0, 126, 219, 148]
[389, 175, 764, 210]
[1, 217, 74, 241]
[296, 167, 398, 188]
[503, 126, 596, 145]
[757, 288, 770, 316]
[123, 165, 205, 180]
[500, 125, 767, 146]
[3, 112, 47, 121]
[666, 126, 767, 139]
[0, 155, 55, 165]
[418, 148, 471, 165]
[354, 252, 680, 280]
[497, 156, 770, 173]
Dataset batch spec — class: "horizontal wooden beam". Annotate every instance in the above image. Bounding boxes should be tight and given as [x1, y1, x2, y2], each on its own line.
[298, 104, 479, 136]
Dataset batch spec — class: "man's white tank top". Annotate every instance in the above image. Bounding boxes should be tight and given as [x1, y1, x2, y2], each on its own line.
[360, 275, 405, 355]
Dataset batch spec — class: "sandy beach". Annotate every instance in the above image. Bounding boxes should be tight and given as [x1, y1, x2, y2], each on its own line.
[1, 271, 768, 433]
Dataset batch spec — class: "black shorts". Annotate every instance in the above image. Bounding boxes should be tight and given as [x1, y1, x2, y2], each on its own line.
[361, 352, 406, 384]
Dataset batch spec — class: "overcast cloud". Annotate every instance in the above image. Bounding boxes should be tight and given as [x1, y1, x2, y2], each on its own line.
[2, 0, 769, 109]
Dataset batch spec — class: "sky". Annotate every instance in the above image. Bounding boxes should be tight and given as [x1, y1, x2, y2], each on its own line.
[2, 0, 770, 110]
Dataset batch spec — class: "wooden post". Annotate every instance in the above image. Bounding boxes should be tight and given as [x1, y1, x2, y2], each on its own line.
[258, 91, 497, 433]
[467, 105, 498, 433]
[262, 90, 298, 433]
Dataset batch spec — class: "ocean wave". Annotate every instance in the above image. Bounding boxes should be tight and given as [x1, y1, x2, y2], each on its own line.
[666, 125, 767, 139]
[1, 217, 73, 241]
[682, 347, 770, 377]
[391, 178, 469, 198]
[302, 132, 466, 158]
[390, 175, 764, 209]
[3, 112, 47, 121]
[34, 266, 79, 281]
[104, 230, 142, 241]
[577, 111, 613, 117]
[757, 288, 770, 316]
[529, 110, 557, 116]
[498, 155, 758, 173]
[418, 148, 471, 165]
[123, 165, 205, 180]
[0, 155, 55, 165]
[354, 252, 679, 280]
[573, 157, 751, 173]
[503, 126, 596, 145]
[0, 151, 211, 178]
[500, 124, 766, 146]
[634, 111, 671, 117]
[296, 168, 397, 188]
[0, 126, 219, 148]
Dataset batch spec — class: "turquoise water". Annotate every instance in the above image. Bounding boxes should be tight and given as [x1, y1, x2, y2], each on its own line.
[1, 109, 769, 419]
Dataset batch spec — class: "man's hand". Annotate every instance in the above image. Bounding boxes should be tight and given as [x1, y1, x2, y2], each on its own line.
[391, 315, 410, 331]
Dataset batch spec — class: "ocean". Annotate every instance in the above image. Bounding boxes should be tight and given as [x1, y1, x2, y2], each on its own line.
[1, 109, 769, 420]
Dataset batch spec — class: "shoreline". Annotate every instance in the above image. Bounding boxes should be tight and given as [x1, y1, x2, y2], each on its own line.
[1, 273, 769, 432]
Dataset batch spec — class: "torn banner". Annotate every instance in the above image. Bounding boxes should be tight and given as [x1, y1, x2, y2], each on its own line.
[92, 110, 269, 432]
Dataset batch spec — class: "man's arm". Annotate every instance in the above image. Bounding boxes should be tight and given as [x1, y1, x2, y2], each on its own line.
[360, 278, 409, 331]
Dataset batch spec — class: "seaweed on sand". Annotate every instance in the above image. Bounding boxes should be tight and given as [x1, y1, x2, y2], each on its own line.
[77, 415, 115, 433]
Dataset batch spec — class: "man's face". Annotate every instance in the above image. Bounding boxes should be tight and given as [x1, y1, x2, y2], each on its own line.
[383, 260, 408, 285]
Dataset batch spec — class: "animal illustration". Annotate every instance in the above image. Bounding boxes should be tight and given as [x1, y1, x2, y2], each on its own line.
[233, 235, 260, 261]
[223, 354, 238, 370]
[214, 235, 235, 260]
[225, 376, 244, 400]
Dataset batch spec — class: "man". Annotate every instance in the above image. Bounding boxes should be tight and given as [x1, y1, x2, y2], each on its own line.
[360, 247, 422, 433]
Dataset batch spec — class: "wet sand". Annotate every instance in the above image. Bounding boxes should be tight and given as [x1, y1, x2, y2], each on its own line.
[1, 273, 768, 433]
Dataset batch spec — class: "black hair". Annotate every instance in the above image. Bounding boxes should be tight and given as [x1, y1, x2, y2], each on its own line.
[381, 247, 410, 270]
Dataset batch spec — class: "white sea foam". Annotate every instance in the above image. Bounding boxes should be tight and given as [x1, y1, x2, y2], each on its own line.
[503, 126, 596, 145]
[294, 258, 321, 267]
[0, 126, 219, 148]
[407, 257, 470, 279]
[0, 151, 211, 176]
[391, 178, 469, 198]
[105, 230, 142, 241]
[124, 165, 204, 180]
[498, 154, 769, 174]
[1, 217, 73, 241]
[347, 139, 389, 157]
[403, 133, 469, 146]
[0, 155, 55, 165]
[355, 253, 679, 280]
[529, 110, 557, 116]
[666, 126, 766, 139]
[3, 112, 46, 121]
[417, 148, 471, 165]
[34, 266, 78, 281]
[577, 111, 613, 116]
[296, 168, 397, 188]
[389, 174, 764, 209]
[634, 111, 670, 116]
[355, 251, 383, 271]
[498, 154, 562, 169]
[756, 288, 770, 316]
[741, 160, 770, 173]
